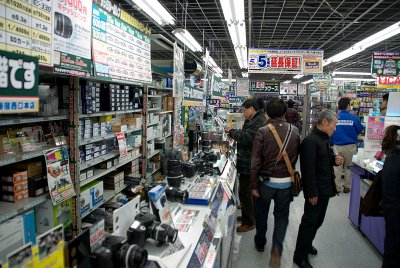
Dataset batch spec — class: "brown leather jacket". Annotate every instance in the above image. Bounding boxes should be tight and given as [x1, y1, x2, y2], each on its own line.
[250, 118, 301, 190]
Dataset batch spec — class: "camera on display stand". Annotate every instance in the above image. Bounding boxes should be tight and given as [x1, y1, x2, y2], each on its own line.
[127, 213, 178, 247]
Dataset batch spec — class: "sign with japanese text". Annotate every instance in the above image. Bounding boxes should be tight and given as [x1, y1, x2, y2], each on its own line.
[377, 76, 400, 89]
[371, 51, 400, 77]
[248, 48, 323, 74]
[173, 42, 184, 97]
[0, 0, 53, 66]
[183, 83, 204, 106]
[249, 81, 279, 93]
[0, 51, 39, 113]
[211, 75, 223, 97]
[313, 73, 332, 90]
[44, 146, 76, 206]
[92, 0, 152, 83]
[298, 83, 306, 95]
[207, 96, 221, 107]
[116, 132, 127, 158]
[53, 0, 92, 76]
[236, 78, 249, 96]
[280, 83, 298, 95]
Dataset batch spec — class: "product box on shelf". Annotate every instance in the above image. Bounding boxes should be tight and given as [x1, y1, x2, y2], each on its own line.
[1, 171, 28, 184]
[35, 199, 72, 233]
[87, 168, 94, 179]
[0, 189, 29, 202]
[0, 215, 25, 263]
[28, 175, 48, 197]
[99, 160, 113, 169]
[80, 188, 92, 217]
[90, 181, 104, 207]
[167, 97, 174, 111]
[1, 179, 28, 192]
[13, 161, 43, 178]
[111, 124, 128, 133]
[104, 171, 124, 184]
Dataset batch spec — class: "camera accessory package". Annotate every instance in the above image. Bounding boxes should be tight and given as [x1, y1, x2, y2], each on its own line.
[148, 185, 173, 225]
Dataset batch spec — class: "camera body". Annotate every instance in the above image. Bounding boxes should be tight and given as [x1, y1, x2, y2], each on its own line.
[165, 186, 188, 204]
[127, 213, 178, 247]
[92, 235, 148, 268]
[259, 169, 273, 182]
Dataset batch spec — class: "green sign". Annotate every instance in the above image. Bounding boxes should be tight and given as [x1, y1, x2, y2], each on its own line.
[371, 51, 400, 77]
[249, 81, 280, 93]
[0, 51, 39, 113]
[212, 75, 223, 97]
[184, 84, 204, 102]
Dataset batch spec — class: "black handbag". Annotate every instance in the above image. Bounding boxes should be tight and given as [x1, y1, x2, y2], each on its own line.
[360, 171, 383, 216]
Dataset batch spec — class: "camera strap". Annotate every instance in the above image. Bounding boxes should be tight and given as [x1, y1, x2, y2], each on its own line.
[267, 123, 295, 179]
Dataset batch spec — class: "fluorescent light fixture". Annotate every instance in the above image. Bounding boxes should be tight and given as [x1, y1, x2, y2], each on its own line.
[172, 28, 202, 52]
[220, 0, 245, 23]
[324, 21, 400, 66]
[203, 53, 223, 74]
[222, 79, 236, 82]
[215, 72, 222, 78]
[227, 22, 246, 46]
[242, 72, 248, 78]
[332, 71, 371, 76]
[301, 79, 313, 85]
[129, 0, 175, 26]
[293, 74, 304, 79]
[333, 77, 376, 81]
[235, 46, 248, 69]
[283, 80, 292, 84]
[214, 66, 223, 74]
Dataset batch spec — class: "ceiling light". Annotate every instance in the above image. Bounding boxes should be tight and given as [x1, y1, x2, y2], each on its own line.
[227, 22, 246, 46]
[172, 28, 202, 52]
[301, 79, 313, 85]
[214, 66, 223, 74]
[293, 74, 304, 79]
[235, 46, 248, 69]
[242, 72, 248, 78]
[324, 21, 400, 66]
[283, 80, 292, 84]
[332, 71, 372, 76]
[333, 78, 376, 81]
[129, 0, 175, 26]
[215, 72, 222, 78]
[220, 0, 245, 23]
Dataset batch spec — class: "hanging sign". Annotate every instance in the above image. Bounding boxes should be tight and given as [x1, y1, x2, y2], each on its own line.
[91, 0, 152, 83]
[280, 83, 298, 95]
[371, 51, 400, 77]
[52, 0, 92, 76]
[298, 84, 306, 95]
[207, 96, 221, 107]
[1, 0, 53, 66]
[236, 78, 249, 96]
[116, 132, 127, 158]
[183, 83, 204, 106]
[313, 73, 332, 90]
[211, 75, 223, 97]
[248, 48, 323, 74]
[173, 42, 184, 97]
[0, 51, 39, 113]
[44, 146, 76, 206]
[249, 81, 279, 93]
[377, 76, 400, 89]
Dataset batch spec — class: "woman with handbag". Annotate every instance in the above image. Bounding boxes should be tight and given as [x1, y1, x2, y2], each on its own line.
[381, 125, 400, 268]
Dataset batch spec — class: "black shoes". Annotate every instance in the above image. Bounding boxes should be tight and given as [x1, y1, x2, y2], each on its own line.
[293, 258, 313, 268]
[309, 245, 318, 255]
[255, 245, 264, 252]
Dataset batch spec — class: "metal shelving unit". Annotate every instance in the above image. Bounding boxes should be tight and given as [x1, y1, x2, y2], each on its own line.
[146, 167, 160, 178]
[147, 150, 160, 159]
[79, 127, 142, 146]
[147, 121, 159, 127]
[0, 114, 68, 126]
[0, 195, 49, 224]
[0, 145, 57, 167]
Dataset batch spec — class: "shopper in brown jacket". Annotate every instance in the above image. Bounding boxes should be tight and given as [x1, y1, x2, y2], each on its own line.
[251, 97, 300, 267]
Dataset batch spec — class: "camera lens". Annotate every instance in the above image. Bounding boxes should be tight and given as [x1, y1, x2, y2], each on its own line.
[148, 222, 178, 244]
[165, 187, 189, 203]
[202, 140, 211, 152]
[119, 244, 148, 268]
[54, 12, 73, 38]
[167, 160, 182, 177]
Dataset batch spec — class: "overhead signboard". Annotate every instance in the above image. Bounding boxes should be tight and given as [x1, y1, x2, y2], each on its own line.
[236, 78, 249, 97]
[280, 83, 298, 95]
[371, 51, 400, 77]
[313, 73, 332, 90]
[92, 0, 152, 83]
[297, 84, 306, 95]
[183, 83, 204, 106]
[211, 75, 223, 97]
[249, 81, 280, 93]
[52, 0, 92, 76]
[0, 51, 39, 113]
[1, 0, 53, 66]
[248, 48, 323, 74]
[173, 42, 184, 97]
[377, 76, 400, 89]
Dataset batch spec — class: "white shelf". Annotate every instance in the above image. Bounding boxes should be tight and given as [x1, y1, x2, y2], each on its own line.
[0, 114, 68, 126]
[147, 150, 160, 159]
[79, 127, 142, 146]
[80, 154, 141, 187]
[147, 85, 173, 91]
[80, 109, 142, 118]
[147, 95, 162, 98]
[147, 121, 159, 127]
[80, 146, 133, 170]
[158, 110, 173, 114]
[0, 195, 49, 224]
[147, 136, 161, 141]
[146, 167, 160, 177]
[148, 108, 161, 112]
[0, 145, 54, 167]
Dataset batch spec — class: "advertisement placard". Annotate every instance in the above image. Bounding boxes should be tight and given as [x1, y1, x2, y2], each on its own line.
[248, 48, 323, 74]
[92, 0, 152, 83]
[44, 146, 76, 206]
[173, 42, 184, 97]
[116, 132, 127, 158]
[1, 0, 53, 66]
[371, 51, 400, 77]
[52, 0, 92, 76]
[0, 51, 39, 113]
[280, 83, 298, 95]
[249, 81, 279, 93]
[377, 76, 400, 89]
[183, 83, 204, 106]
[235, 78, 249, 97]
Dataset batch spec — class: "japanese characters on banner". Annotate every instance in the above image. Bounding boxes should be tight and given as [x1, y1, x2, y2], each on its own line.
[280, 83, 298, 95]
[248, 48, 324, 74]
[371, 51, 400, 77]
[116, 132, 127, 158]
[367, 116, 385, 140]
[297, 83, 306, 95]
[173, 42, 184, 97]
[0, 51, 39, 113]
[183, 83, 204, 106]
[249, 81, 280, 94]
[92, 0, 151, 83]
[52, 0, 92, 76]
[236, 78, 249, 96]
[211, 75, 224, 97]
[313, 73, 333, 90]
[377, 76, 400, 89]
[0, 0, 53, 66]
[44, 146, 76, 206]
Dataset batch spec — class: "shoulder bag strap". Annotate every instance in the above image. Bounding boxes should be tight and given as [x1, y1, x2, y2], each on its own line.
[267, 124, 295, 179]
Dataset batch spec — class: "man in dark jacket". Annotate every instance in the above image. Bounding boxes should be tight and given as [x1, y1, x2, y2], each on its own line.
[285, 99, 302, 131]
[251, 97, 300, 267]
[293, 110, 344, 268]
[226, 99, 267, 232]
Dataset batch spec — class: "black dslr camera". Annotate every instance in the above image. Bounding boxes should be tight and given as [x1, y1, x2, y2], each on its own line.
[127, 213, 178, 247]
[165, 186, 188, 204]
[259, 169, 273, 182]
[91, 235, 148, 268]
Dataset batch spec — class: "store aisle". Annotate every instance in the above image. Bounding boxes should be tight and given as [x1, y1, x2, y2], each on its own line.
[235, 193, 383, 268]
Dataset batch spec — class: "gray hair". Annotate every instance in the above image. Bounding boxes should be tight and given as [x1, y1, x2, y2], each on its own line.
[317, 109, 338, 125]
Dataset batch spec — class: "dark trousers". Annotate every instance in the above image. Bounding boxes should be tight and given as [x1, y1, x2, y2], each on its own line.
[254, 184, 293, 254]
[239, 173, 254, 226]
[382, 208, 400, 268]
[294, 197, 330, 261]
